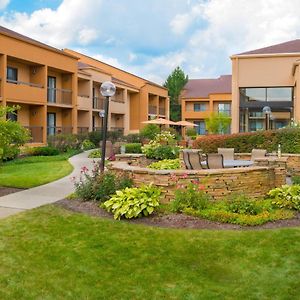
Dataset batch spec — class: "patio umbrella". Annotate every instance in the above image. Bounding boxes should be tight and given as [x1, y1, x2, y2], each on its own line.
[175, 120, 198, 127]
[142, 118, 177, 126]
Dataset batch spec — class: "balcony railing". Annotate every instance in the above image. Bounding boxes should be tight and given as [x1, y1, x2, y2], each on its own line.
[24, 126, 43, 143]
[93, 96, 104, 110]
[7, 79, 43, 88]
[47, 88, 72, 105]
[159, 107, 166, 115]
[110, 127, 124, 134]
[77, 127, 89, 134]
[111, 96, 125, 103]
[148, 106, 157, 114]
[92, 127, 103, 132]
[47, 126, 73, 135]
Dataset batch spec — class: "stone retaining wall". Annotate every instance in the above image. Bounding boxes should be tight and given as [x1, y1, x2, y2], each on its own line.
[109, 161, 285, 203]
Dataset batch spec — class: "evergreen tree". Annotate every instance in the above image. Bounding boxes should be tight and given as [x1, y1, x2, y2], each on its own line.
[163, 67, 188, 121]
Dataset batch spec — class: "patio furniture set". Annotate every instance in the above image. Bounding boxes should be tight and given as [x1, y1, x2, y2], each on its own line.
[183, 148, 267, 170]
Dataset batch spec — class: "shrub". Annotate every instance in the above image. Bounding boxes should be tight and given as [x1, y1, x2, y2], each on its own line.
[186, 128, 197, 137]
[74, 166, 133, 202]
[148, 159, 180, 170]
[124, 143, 142, 154]
[30, 146, 60, 156]
[102, 184, 161, 220]
[124, 134, 141, 143]
[291, 176, 300, 185]
[88, 149, 101, 158]
[193, 128, 300, 153]
[226, 194, 263, 215]
[268, 185, 300, 211]
[88, 131, 102, 146]
[141, 131, 181, 160]
[171, 182, 211, 212]
[140, 124, 160, 140]
[48, 134, 81, 152]
[81, 139, 96, 150]
[0, 106, 30, 161]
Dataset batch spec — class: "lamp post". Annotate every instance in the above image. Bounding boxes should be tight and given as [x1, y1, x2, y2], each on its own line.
[262, 106, 271, 130]
[99, 81, 116, 173]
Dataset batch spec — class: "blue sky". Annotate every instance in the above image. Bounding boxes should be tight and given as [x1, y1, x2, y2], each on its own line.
[1, 0, 300, 84]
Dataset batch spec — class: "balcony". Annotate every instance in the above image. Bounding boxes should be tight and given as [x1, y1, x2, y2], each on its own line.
[92, 127, 102, 132]
[110, 127, 124, 134]
[6, 79, 45, 103]
[24, 126, 43, 143]
[47, 88, 72, 106]
[93, 96, 104, 110]
[77, 127, 89, 134]
[47, 126, 73, 135]
[148, 106, 157, 115]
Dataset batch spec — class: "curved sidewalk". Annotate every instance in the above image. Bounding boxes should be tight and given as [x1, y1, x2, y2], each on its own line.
[0, 151, 97, 219]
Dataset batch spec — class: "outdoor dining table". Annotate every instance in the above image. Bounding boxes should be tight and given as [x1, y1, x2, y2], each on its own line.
[201, 159, 254, 168]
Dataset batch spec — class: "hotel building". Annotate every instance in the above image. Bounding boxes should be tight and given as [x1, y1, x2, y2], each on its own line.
[0, 26, 169, 145]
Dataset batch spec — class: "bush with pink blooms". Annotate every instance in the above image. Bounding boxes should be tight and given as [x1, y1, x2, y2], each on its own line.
[74, 163, 133, 202]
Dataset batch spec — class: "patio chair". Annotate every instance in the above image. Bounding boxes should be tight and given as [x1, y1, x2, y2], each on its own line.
[183, 150, 193, 170]
[188, 151, 203, 170]
[218, 148, 234, 160]
[251, 149, 267, 161]
[206, 153, 224, 169]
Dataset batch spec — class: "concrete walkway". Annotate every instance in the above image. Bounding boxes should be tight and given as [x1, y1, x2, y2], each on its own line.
[0, 151, 97, 219]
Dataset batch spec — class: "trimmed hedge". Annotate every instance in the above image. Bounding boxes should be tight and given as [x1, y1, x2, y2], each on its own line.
[125, 143, 142, 154]
[193, 128, 300, 153]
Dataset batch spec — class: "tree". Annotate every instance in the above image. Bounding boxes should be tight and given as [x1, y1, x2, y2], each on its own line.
[164, 66, 188, 121]
[205, 112, 232, 135]
[0, 106, 30, 161]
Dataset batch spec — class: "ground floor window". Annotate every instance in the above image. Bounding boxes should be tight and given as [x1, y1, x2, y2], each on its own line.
[194, 120, 206, 135]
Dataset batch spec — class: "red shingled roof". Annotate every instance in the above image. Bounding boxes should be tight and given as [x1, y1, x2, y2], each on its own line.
[237, 39, 300, 55]
[182, 75, 232, 98]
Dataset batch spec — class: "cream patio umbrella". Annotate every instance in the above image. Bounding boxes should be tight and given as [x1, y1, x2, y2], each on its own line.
[142, 118, 177, 126]
[175, 120, 198, 137]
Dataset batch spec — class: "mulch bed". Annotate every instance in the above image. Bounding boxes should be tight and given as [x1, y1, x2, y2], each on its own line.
[56, 199, 300, 230]
[0, 187, 25, 197]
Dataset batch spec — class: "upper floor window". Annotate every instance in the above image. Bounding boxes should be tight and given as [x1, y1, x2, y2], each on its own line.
[240, 87, 293, 102]
[7, 67, 18, 83]
[194, 103, 206, 112]
[218, 103, 231, 115]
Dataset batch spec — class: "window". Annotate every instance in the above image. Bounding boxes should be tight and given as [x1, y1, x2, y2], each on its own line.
[47, 76, 56, 103]
[194, 103, 206, 112]
[7, 111, 17, 122]
[7, 67, 18, 83]
[218, 103, 231, 115]
[194, 120, 206, 135]
[240, 87, 293, 102]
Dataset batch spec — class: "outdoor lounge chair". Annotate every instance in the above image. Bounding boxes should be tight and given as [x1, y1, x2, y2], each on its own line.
[206, 153, 224, 169]
[251, 149, 267, 161]
[218, 148, 234, 160]
[182, 150, 203, 170]
[188, 151, 203, 170]
[183, 150, 193, 170]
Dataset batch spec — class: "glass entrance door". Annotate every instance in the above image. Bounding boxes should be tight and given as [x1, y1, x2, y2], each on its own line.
[47, 76, 56, 103]
[47, 113, 56, 135]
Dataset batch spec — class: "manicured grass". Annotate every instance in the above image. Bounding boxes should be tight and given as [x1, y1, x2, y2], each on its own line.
[0, 205, 299, 299]
[0, 151, 79, 188]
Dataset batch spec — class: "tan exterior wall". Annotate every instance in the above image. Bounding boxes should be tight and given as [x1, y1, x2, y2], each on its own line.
[231, 53, 300, 133]
[182, 92, 231, 134]
[0, 31, 78, 144]
[64, 49, 169, 131]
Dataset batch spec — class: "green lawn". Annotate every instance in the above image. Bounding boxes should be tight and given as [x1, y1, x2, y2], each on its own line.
[0, 205, 299, 299]
[0, 151, 77, 188]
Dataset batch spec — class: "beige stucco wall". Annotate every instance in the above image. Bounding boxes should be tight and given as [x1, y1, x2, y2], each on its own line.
[231, 54, 300, 133]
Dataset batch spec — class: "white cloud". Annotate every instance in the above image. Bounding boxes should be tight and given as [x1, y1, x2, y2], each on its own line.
[0, 0, 103, 48]
[0, 0, 9, 10]
[2, 0, 300, 84]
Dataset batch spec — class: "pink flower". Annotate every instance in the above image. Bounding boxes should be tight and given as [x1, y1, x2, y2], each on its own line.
[181, 173, 188, 179]
[198, 185, 205, 191]
[81, 166, 89, 173]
